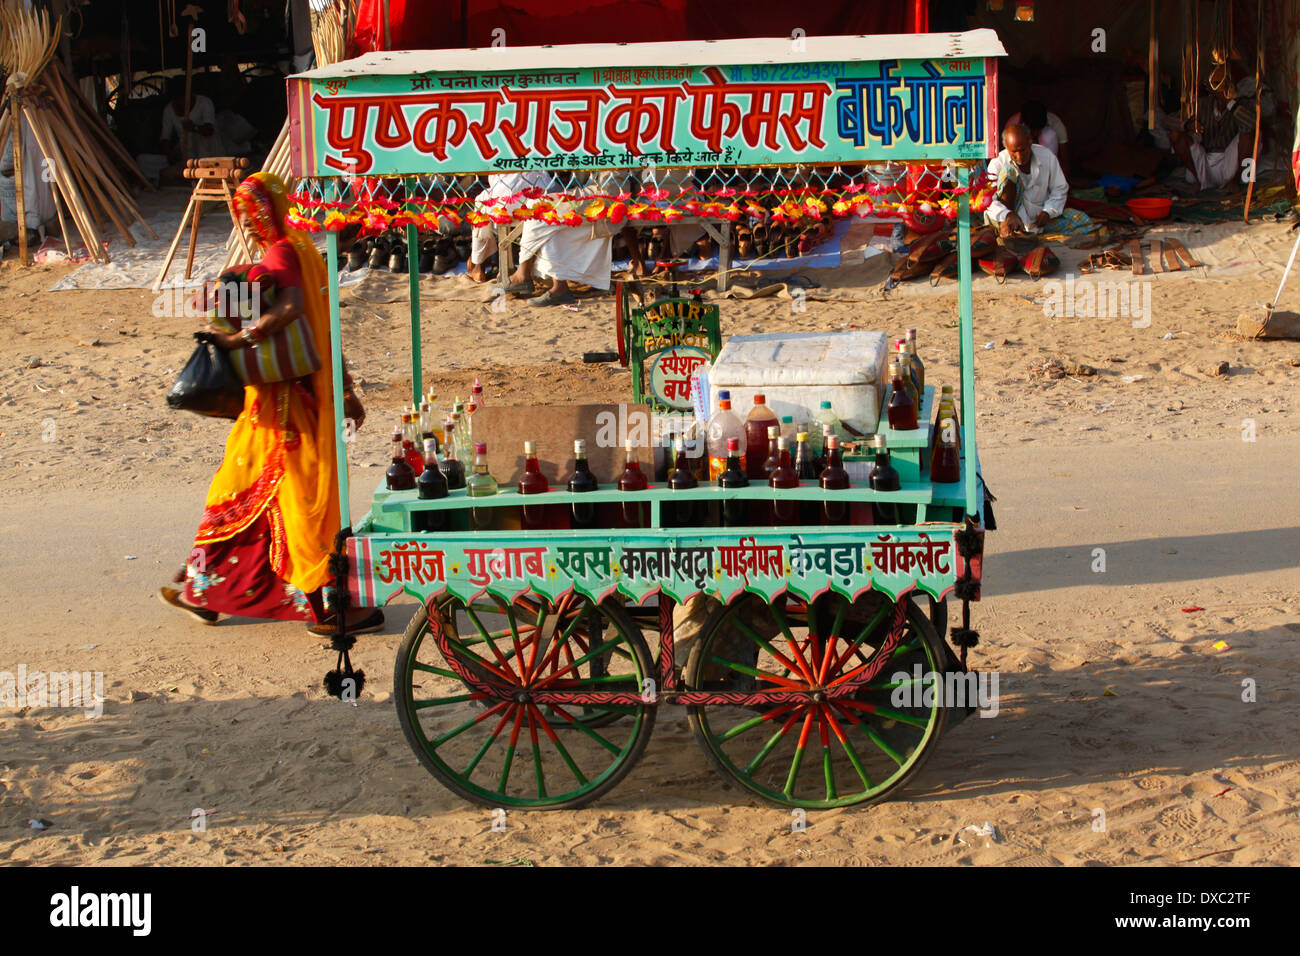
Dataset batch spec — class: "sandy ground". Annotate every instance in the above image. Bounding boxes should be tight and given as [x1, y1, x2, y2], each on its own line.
[1, 227, 1299, 865]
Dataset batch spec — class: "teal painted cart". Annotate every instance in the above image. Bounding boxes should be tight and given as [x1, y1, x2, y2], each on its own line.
[290, 30, 1003, 809]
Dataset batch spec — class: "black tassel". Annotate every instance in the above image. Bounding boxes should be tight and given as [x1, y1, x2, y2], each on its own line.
[951, 627, 980, 649]
[324, 649, 365, 700]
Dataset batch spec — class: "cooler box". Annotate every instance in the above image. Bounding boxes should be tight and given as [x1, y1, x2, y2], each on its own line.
[708, 331, 889, 437]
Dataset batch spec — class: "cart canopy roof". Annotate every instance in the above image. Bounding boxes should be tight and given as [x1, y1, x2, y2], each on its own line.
[292, 29, 1005, 80]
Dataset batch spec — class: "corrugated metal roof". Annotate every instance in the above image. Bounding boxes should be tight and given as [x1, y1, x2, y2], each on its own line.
[292, 29, 1005, 79]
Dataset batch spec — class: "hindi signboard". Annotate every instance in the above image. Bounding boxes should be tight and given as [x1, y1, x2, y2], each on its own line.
[347, 529, 965, 609]
[288, 34, 1001, 178]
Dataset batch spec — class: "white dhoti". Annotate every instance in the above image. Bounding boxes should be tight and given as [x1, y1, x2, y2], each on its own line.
[519, 220, 613, 290]
[1187, 134, 1240, 190]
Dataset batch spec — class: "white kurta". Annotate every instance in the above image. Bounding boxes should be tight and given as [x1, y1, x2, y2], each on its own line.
[985, 144, 1069, 234]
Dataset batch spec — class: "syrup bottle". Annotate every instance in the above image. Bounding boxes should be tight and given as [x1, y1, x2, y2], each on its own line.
[718, 437, 748, 528]
[618, 440, 648, 528]
[666, 435, 699, 528]
[518, 440, 549, 531]
[567, 439, 599, 530]
[768, 435, 799, 526]
[386, 429, 415, 491]
[466, 441, 499, 531]
[930, 417, 961, 484]
[819, 434, 851, 525]
[415, 438, 448, 532]
[869, 434, 901, 525]
[886, 362, 918, 430]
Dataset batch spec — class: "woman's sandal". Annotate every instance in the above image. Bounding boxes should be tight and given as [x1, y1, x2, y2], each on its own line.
[157, 587, 219, 625]
[307, 608, 386, 637]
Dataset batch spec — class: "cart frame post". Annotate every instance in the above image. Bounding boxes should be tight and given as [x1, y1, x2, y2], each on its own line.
[326, 225, 351, 530]
[957, 166, 979, 521]
[406, 181, 423, 404]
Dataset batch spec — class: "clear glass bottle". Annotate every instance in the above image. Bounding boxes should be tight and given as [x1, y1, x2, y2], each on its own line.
[706, 390, 746, 481]
[439, 417, 466, 490]
[761, 425, 781, 478]
[779, 414, 796, 446]
[905, 328, 925, 396]
[418, 398, 438, 452]
[466, 441, 499, 531]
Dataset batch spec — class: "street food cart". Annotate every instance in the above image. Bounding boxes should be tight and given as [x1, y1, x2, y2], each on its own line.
[286, 30, 1002, 809]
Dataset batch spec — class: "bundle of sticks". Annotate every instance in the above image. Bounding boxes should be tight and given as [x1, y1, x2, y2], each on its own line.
[219, 0, 356, 270]
[1, 1, 154, 265]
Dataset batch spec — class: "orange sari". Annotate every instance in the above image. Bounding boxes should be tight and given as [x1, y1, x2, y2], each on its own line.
[184, 228, 340, 619]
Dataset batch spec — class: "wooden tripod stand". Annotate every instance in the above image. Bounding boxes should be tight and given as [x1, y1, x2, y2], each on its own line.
[152, 156, 255, 291]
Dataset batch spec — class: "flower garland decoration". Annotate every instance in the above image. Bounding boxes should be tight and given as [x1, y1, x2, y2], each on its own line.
[288, 171, 991, 233]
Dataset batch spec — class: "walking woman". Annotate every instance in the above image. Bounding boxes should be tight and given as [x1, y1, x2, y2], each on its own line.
[158, 172, 383, 635]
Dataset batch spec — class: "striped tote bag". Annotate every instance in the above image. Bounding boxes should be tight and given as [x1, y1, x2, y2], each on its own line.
[205, 268, 321, 384]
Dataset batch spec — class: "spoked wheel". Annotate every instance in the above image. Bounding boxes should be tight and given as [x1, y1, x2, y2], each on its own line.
[684, 591, 949, 809]
[395, 591, 656, 809]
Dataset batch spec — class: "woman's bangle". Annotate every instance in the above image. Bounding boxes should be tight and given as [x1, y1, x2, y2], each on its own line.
[239, 325, 263, 347]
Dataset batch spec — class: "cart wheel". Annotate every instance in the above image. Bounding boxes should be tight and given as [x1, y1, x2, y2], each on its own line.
[614, 280, 629, 367]
[395, 591, 656, 809]
[482, 593, 625, 729]
[685, 592, 948, 810]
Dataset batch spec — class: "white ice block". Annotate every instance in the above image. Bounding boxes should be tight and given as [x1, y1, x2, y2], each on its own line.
[708, 331, 889, 437]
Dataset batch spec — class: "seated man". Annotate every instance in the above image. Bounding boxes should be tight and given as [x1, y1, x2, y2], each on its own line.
[1168, 74, 1271, 192]
[986, 123, 1091, 236]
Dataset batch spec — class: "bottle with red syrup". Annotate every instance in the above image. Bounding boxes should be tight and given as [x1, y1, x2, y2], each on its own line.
[386, 428, 415, 491]
[818, 434, 851, 525]
[718, 437, 749, 528]
[744, 394, 780, 479]
[930, 417, 961, 484]
[618, 440, 648, 528]
[566, 439, 599, 530]
[666, 435, 699, 528]
[401, 410, 424, 475]
[886, 362, 918, 430]
[767, 435, 799, 526]
[518, 440, 550, 530]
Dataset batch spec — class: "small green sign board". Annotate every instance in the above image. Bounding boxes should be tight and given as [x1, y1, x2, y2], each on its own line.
[627, 293, 720, 413]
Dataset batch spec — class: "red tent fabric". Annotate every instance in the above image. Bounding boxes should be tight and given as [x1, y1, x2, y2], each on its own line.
[350, 0, 921, 55]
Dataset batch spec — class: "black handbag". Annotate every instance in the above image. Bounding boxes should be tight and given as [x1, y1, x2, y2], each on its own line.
[166, 332, 246, 419]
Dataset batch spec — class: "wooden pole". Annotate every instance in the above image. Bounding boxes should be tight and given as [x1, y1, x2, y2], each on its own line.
[1243, 0, 1263, 222]
[11, 102, 28, 265]
[22, 102, 106, 262]
[1148, 0, 1157, 129]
